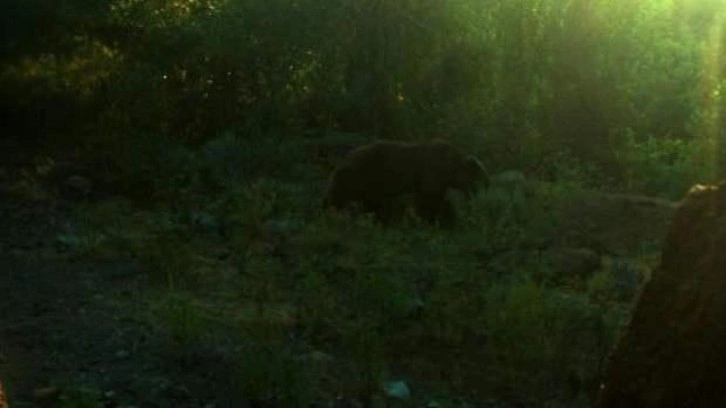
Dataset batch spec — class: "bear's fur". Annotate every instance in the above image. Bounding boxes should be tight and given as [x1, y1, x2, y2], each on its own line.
[323, 140, 488, 224]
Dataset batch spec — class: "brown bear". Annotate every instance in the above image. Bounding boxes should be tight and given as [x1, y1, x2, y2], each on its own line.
[323, 140, 488, 224]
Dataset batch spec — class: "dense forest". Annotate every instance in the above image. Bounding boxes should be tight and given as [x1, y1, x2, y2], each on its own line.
[3, 0, 725, 194]
[1, 0, 725, 406]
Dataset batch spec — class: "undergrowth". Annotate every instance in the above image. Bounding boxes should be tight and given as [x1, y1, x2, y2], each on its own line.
[64, 136, 645, 406]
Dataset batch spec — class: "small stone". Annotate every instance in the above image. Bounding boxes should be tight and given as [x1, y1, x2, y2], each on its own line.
[383, 380, 411, 399]
[55, 233, 82, 251]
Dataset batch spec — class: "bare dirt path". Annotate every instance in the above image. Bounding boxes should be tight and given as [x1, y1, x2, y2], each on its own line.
[0, 186, 184, 407]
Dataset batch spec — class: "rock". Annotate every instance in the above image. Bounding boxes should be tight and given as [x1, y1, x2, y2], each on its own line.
[487, 171, 529, 204]
[383, 380, 411, 399]
[490, 170, 526, 187]
[55, 233, 84, 252]
[597, 182, 726, 407]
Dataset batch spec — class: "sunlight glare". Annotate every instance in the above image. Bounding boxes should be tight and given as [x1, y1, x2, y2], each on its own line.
[702, 8, 723, 181]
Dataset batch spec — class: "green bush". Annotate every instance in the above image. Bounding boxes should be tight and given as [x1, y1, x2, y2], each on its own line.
[614, 129, 711, 199]
[481, 280, 626, 402]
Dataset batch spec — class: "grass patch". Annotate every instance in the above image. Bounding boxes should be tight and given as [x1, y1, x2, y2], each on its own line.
[56, 139, 655, 405]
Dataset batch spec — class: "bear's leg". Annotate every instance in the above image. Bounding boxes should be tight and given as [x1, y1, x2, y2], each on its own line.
[415, 194, 456, 226]
[354, 198, 387, 222]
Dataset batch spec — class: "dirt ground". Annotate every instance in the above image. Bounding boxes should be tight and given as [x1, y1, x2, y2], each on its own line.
[0, 185, 241, 407]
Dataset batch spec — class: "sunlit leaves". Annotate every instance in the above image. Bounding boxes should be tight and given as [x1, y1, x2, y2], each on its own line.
[110, 0, 223, 28]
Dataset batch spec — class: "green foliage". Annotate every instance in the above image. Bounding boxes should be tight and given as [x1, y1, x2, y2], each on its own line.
[59, 385, 104, 408]
[152, 291, 210, 348]
[340, 319, 387, 400]
[132, 216, 200, 289]
[286, 181, 631, 403]
[615, 129, 712, 199]
[587, 256, 650, 303]
[460, 180, 569, 252]
[5, 0, 726, 192]
[199, 132, 324, 188]
[231, 338, 315, 407]
[6, 0, 725, 405]
[296, 214, 452, 331]
[481, 280, 626, 402]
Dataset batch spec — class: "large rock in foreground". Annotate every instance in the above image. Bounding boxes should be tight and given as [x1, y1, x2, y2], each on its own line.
[597, 182, 726, 407]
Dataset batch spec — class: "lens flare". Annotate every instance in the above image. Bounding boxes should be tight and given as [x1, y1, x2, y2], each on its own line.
[702, 9, 723, 181]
